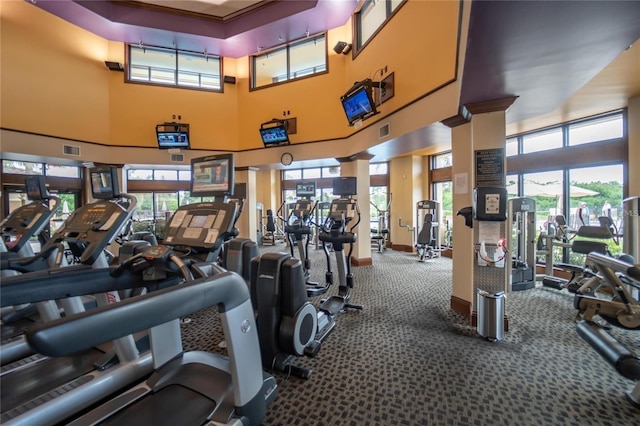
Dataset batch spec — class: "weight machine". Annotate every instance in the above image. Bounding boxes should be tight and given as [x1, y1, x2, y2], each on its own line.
[574, 252, 640, 407]
[506, 197, 537, 291]
[414, 200, 441, 261]
[370, 194, 391, 252]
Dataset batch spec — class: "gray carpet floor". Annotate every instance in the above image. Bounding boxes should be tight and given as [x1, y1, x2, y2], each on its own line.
[181, 242, 640, 425]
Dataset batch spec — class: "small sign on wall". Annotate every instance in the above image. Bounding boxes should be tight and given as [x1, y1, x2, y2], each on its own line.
[475, 148, 505, 187]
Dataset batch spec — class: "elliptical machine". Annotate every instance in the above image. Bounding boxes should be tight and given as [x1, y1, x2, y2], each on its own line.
[250, 252, 335, 379]
[318, 177, 364, 315]
[279, 183, 327, 296]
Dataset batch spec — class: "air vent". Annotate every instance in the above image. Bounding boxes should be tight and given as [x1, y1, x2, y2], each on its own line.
[63, 145, 80, 156]
[379, 123, 390, 139]
[170, 153, 185, 163]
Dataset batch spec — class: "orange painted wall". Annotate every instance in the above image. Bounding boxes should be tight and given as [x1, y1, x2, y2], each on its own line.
[235, 0, 460, 150]
[1, 0, 460, 152]
[0, 2, 111, 143]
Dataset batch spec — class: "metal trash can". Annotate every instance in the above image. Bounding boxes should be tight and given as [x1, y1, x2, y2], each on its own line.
[477, 289, 505, 342]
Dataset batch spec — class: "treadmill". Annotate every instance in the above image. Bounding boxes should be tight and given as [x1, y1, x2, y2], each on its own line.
[25, 271, 277, 426]
[1, 176, 62, 334]
[0, 197, 244, 426]
[1, 166, 137, 366]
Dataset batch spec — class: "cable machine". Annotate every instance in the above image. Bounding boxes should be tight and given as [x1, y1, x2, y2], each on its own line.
[506, 197, 536, 291]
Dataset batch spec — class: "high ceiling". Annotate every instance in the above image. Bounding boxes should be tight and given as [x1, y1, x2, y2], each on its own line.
[30, 0, 640, 163]
[32, 0, 357, 58]
[137, 0, 266, 17]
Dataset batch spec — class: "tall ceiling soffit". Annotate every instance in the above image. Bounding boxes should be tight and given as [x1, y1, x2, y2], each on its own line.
[31, 0, 357, 58]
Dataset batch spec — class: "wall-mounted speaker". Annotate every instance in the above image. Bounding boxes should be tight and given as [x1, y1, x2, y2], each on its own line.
[223, 75, 236, 84]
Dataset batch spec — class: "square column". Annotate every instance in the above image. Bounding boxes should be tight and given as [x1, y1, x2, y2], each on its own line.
[443, 97, 516, 323]
[338, 156, 372, 266]
[234, 167, 258, 241]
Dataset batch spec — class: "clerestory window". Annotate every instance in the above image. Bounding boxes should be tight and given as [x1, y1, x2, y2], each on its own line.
[127, 45, 222, 92]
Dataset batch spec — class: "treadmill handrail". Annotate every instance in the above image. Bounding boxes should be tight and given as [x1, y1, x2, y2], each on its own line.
[0, 264, 182, 307]
[26, 271, 264, 409]
[26, 271, 249, 357]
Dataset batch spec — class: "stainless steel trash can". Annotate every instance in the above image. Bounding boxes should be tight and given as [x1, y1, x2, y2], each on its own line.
[477, 289, 505, 341]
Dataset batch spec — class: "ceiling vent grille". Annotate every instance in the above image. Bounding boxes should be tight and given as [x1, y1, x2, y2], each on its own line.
[63, 145, 80, 156]
[379, 123, 390, 139]
[170, 153, 185, 163]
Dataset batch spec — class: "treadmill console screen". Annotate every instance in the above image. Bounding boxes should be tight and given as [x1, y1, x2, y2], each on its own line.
[189, 215, 208, 228]
[0, 203, 51, 252]
[163, 202, 237, 250]
[44, 199, 132, 265]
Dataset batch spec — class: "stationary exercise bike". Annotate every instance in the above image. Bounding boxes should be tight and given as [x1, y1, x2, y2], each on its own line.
[317, 177, 364, 316]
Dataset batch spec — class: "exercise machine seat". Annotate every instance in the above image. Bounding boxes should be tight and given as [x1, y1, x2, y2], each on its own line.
[266, 210, 276, 233]
[416, 214, 434, 246]
[576, 320, 640, 381]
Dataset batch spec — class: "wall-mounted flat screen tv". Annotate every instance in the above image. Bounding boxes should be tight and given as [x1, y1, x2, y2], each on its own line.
[259, 124, 290, 148]
[90, 166, 121, 200]
[190, 153, 235, 198]
[296, 181, 316, 198]
[25, 175, 48, 201]
[156, 123, 190, 149]
[333, 176, 357, 197]
[340, 79, 378, 126]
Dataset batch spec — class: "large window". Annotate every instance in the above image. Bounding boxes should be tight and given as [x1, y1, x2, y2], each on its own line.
[251, 34, 327, 89]
[568, 113, 623, 146]
[522, 128, 563, 154]
[355, 0, 405, 54]
[128, 45, 222, 91]
[506, 111, 626, 265]
[2, 160, 43, 175]
[432, 152, 452, 169]
[432, 181, 453, 247]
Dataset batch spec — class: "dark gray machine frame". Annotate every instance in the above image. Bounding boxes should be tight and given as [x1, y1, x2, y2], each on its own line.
[506, 197, 536, 291]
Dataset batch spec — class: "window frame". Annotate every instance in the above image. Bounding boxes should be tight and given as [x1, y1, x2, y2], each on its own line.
[353, 0, 406, 58]
[249, 33, 328, 91]
[126, 44, 223, 93]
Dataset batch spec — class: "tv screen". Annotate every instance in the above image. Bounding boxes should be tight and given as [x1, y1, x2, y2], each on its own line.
[25, 175, 48, 201]
[340, 80, 377, 126]
[157, 131, 190, 149]
[233, 182, 247, 199]
[190, 153, 235, 198]
[90, 166, 120, 200]
[156, 123, 190, 149]
[333, 177, 357, 197]
[259, 124, 290, 148]
[296, 181, 316, 198]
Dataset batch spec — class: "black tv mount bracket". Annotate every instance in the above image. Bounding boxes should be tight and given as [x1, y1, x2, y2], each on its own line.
[347, 79, 386, 90]
[160, 122, 188, 131]
[261, 118, 288, 129]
